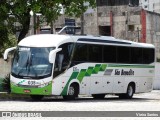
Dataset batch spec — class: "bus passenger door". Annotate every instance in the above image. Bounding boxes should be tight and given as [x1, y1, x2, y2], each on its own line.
[113, 77, 125, 93]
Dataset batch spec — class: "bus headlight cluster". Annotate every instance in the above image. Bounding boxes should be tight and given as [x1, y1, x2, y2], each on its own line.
[38, 81, 51, 88]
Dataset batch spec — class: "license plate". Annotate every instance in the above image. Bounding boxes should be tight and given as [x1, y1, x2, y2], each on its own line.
[24, 89, 31, 93]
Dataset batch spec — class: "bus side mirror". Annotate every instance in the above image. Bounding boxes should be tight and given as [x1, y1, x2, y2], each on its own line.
[49, 48, 62, 63]
[3, 47, 16, 61]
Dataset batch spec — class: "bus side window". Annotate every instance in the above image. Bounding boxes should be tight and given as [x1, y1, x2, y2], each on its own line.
[53, 43, 74, 78]
[117, 46, 130, 63]
[103, 45, 116, 63]
[88, 44, 102, 62]
[59, 43, 73, 69]
[72, 43, 88, 65]
[131, 48, 143, 64]
[143, 48, 155, 64]
[54, 54, 64, 71]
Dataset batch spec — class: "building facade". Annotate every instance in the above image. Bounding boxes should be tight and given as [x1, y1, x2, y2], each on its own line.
[44, 0, 160, 59]
[95, 1, 160, 59]
[140, 0, 160, 13]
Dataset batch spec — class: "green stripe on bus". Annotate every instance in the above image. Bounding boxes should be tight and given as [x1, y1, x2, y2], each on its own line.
[77, 69, 87, 82]
[108, 64, 154, 68]
[61, 64, 107, 95]
[85, 67, 94, 76]
[92, 64, 101, 74]
[61, 72, 79, 95]
[100, 64, 107, 71]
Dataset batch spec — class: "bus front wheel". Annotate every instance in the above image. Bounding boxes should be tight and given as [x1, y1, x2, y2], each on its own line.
[63, 84, 79, 100]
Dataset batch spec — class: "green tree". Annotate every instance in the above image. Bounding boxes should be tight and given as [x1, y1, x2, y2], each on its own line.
[0, 0, 17, 57]
[0, 0, 95, 43]
[0, 0, 8, 50]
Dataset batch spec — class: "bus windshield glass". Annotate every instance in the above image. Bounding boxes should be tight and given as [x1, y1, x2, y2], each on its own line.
[11, 47, 55, 79]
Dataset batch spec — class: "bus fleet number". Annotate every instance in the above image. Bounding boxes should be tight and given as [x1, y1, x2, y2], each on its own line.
[28, 81, 36, 85]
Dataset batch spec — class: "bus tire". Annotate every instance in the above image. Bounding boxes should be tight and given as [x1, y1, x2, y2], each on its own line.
[119, 84, 134, 99]
[92, 94, 105, 99]
[30, 95, 44, 101]
[125, 84, 134, 99]
[63, 83, 79, 100]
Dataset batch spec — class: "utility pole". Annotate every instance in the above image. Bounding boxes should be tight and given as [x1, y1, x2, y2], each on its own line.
[33, 13, 36, 34]
[80, 1, 84, 35]
[80, 14, 84, 35]
[51, 21, 53, 34]
[137, 27, 140, 42]
[125, 11, 128, 39]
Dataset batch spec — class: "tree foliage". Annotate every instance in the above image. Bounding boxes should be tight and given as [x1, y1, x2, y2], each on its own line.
[0, 0, 15, 57]
[0, 0, 96, 43]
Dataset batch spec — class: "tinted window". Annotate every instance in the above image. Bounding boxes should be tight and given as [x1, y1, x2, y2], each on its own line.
[103, 45, 117, 63]
[72, 43, 88, 61]
[53, 43, 74, 78]
[58, 43, 74, 64]
[72, 42, 154, 65]
[117, 46, 130, 63]
[143, 48, 154, 64]
[88, 44, 102, 62]
[131, 48, 143, 64]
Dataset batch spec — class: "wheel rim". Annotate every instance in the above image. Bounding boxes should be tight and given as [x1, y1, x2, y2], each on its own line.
[128, 86, 133, 96]
[68, 86, 75, 95]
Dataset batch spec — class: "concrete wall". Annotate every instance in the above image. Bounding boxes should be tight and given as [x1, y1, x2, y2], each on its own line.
[146, 11, 160, 59]
[0, 58, 11, 92]
[53, 8, 98, 35]
[97, 6, 142, 41]
[84, 9, 98, 35]
[154, 62, 160, 90]
[0, 59, 11, 79]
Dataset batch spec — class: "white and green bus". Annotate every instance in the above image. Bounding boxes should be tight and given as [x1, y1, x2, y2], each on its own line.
[4, 34, 155, 100]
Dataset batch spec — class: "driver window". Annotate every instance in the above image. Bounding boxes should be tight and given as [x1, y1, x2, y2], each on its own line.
[53, 43, 74, 78]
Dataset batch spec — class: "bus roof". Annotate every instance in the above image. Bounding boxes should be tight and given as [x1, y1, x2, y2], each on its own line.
[18, 34, 73, 47]
[18, 34, 155, 48]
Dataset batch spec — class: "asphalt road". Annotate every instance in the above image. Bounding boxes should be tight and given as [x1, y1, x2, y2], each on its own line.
[0, 90, 160, 120]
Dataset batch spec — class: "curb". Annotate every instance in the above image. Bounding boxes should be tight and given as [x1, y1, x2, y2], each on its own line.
[0, 92, 30, 100]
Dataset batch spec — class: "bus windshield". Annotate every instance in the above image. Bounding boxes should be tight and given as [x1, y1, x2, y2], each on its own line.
[11, 47, 55, 79]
